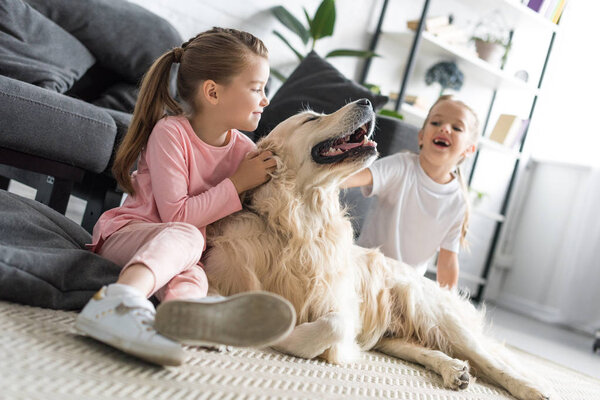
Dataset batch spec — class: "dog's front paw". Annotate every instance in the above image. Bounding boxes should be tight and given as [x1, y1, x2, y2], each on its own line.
[511, 383, 551, 400]
[440, 359, 470, 390]
[321, 341, 361, 365]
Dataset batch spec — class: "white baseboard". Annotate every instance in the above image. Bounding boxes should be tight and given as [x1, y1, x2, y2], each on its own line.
[490, 294, 597, 335]
[491, 294, 562, 324]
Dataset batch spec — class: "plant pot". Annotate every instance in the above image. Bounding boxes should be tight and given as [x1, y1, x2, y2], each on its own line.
[474, 39, 505, 66]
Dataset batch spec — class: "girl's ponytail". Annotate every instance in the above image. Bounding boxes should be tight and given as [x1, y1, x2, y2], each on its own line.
[112, 49, 183, 195]
[454, 165, 470, 249]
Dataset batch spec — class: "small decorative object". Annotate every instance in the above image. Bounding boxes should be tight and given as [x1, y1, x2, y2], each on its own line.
[514, 70, 529, 82]
[425, 61, 464, 96]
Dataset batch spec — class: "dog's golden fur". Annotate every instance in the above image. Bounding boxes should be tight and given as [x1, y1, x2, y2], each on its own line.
[204, 101, 549, 400]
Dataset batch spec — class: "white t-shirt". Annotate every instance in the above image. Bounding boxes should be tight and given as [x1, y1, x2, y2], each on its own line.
[357, 152, 466, 275]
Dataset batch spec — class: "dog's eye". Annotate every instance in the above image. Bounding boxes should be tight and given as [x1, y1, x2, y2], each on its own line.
[302, 116, 320, 125]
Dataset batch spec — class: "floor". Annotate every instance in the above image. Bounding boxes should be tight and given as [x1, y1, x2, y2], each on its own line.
[485, 304, 600, 380]
[6, 180, 600, 382]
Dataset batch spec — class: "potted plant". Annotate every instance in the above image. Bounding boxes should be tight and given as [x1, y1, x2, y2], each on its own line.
[470, 12, 512, 67]
[271, 0, 378, 81]
[471, 34, 511, 67]
[425, 61, 464, 97]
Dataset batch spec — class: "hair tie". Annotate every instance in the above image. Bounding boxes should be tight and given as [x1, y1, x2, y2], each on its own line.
[173, 47, 184, 63]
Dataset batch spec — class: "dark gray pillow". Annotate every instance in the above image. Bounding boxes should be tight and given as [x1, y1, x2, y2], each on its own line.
[0, 189, 121, 310]
[255, 51, 388, 138]
[0, 0, 95, 93]
[24, 0, 182, 83]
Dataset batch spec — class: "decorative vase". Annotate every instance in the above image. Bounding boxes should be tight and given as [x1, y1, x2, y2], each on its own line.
[474, 39, 505, 66]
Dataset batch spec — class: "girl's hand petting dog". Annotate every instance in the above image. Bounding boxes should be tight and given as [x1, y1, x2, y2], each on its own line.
[230, 150, 277, 194]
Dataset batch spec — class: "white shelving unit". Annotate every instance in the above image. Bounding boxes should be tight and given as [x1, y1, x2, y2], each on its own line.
[381, 31, 538, 94]
[360, 0, 560, 300]
[459, 0, 559, 32]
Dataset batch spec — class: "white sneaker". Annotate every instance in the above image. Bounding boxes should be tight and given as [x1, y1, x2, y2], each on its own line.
[75, 284, 185, 366]
[154, 291, 296, 348]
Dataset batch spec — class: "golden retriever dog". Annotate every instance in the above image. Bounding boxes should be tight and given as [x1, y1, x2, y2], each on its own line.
[203, 99, 549, 400]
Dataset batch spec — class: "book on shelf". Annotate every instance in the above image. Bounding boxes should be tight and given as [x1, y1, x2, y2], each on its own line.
[407, 15, 470, 48]
[534, 0, 568, 23]
[508, 119, 530, 149]
[406, 15, 451, 32]
[488, 114, 527, 148]
[527, 0, 545, 12]
[403, 94, 428, 111]
[551, 0, 567, 23]
[428, 24, 469, 45]
[539, 0, 555, 17]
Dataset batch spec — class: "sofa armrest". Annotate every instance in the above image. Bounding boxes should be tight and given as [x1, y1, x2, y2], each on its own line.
[0, 75, 117, 173]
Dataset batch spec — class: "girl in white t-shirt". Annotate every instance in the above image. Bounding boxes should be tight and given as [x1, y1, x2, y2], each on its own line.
[342, 95, 479, 288]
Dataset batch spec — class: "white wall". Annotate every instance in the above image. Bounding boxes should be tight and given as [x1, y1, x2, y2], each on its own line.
[127, 0, 381, 84]
[526, 0, 600, 167]
[482, 0, 600, 333]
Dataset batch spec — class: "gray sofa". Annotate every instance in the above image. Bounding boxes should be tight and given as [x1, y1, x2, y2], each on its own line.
[0, 0, 182, 232]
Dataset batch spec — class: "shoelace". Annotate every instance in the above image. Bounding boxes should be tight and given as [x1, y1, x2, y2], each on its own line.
[115, 303, 157, 333]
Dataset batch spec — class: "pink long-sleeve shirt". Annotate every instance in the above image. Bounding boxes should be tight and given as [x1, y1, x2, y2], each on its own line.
[90, 115, 255, 251]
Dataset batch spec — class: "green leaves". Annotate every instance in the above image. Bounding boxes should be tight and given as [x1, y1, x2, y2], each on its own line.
[310, 0, 336, 41]
[378, 109, 404, 120]
[270, 0, 379, 81]
[325, 49, 380, 58]
[272, 6, 310, 45]
[270, 68, 287, 83]
[273, 30, 304, 61]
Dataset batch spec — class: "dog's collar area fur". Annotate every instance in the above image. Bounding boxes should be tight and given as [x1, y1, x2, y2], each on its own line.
[311, 116, 377, 165]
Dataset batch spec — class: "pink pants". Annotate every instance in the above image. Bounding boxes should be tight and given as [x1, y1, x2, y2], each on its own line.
[98, 221, 208, 302]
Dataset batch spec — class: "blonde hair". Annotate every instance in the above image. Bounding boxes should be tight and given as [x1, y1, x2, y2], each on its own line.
[112, 27, 268, 195]
[423, 95, 479, 248]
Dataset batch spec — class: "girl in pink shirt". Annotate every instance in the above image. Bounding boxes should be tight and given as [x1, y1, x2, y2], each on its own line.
[75, 28, 295, 366]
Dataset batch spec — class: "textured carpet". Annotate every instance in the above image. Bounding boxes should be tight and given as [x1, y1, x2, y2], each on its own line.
[2, 301, 600, 400]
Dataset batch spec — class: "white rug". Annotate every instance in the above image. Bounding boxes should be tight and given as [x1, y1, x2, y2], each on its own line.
[2, 301, 599, 400]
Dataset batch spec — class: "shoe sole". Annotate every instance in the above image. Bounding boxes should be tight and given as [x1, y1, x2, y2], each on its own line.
[154, 291, 296, 348]
[75, 317, 185, 366]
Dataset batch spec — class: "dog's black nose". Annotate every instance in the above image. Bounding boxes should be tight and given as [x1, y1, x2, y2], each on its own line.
[356, 98, 371, 107]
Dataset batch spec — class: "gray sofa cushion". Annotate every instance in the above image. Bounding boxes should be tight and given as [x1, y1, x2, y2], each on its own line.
[0, 0, 95, 93]
[100, 107, 133, 174]
[255, 51, 389, 138]
[25, 0, 182, 83]
[0, 75, 117, 173]
[0, 189, 121, 310]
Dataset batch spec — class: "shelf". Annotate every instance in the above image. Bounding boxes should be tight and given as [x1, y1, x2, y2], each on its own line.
[473, 207, 505, 223]
[426, 266, 487, 285]
[459, 0, 559, 32]
[382, 31, 539, 94]
[478, 137, 522, 158]
[399, 102, 428, 127]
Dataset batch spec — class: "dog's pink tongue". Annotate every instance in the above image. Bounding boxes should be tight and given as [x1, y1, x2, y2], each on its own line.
[335, 142, 362, 151]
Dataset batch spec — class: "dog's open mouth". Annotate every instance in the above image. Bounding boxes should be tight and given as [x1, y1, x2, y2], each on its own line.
[311, 119, 377, 164]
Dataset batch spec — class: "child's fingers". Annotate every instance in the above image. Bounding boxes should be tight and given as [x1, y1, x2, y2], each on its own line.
[264, 158, 277, 168]
[258, 150, 273, 160]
